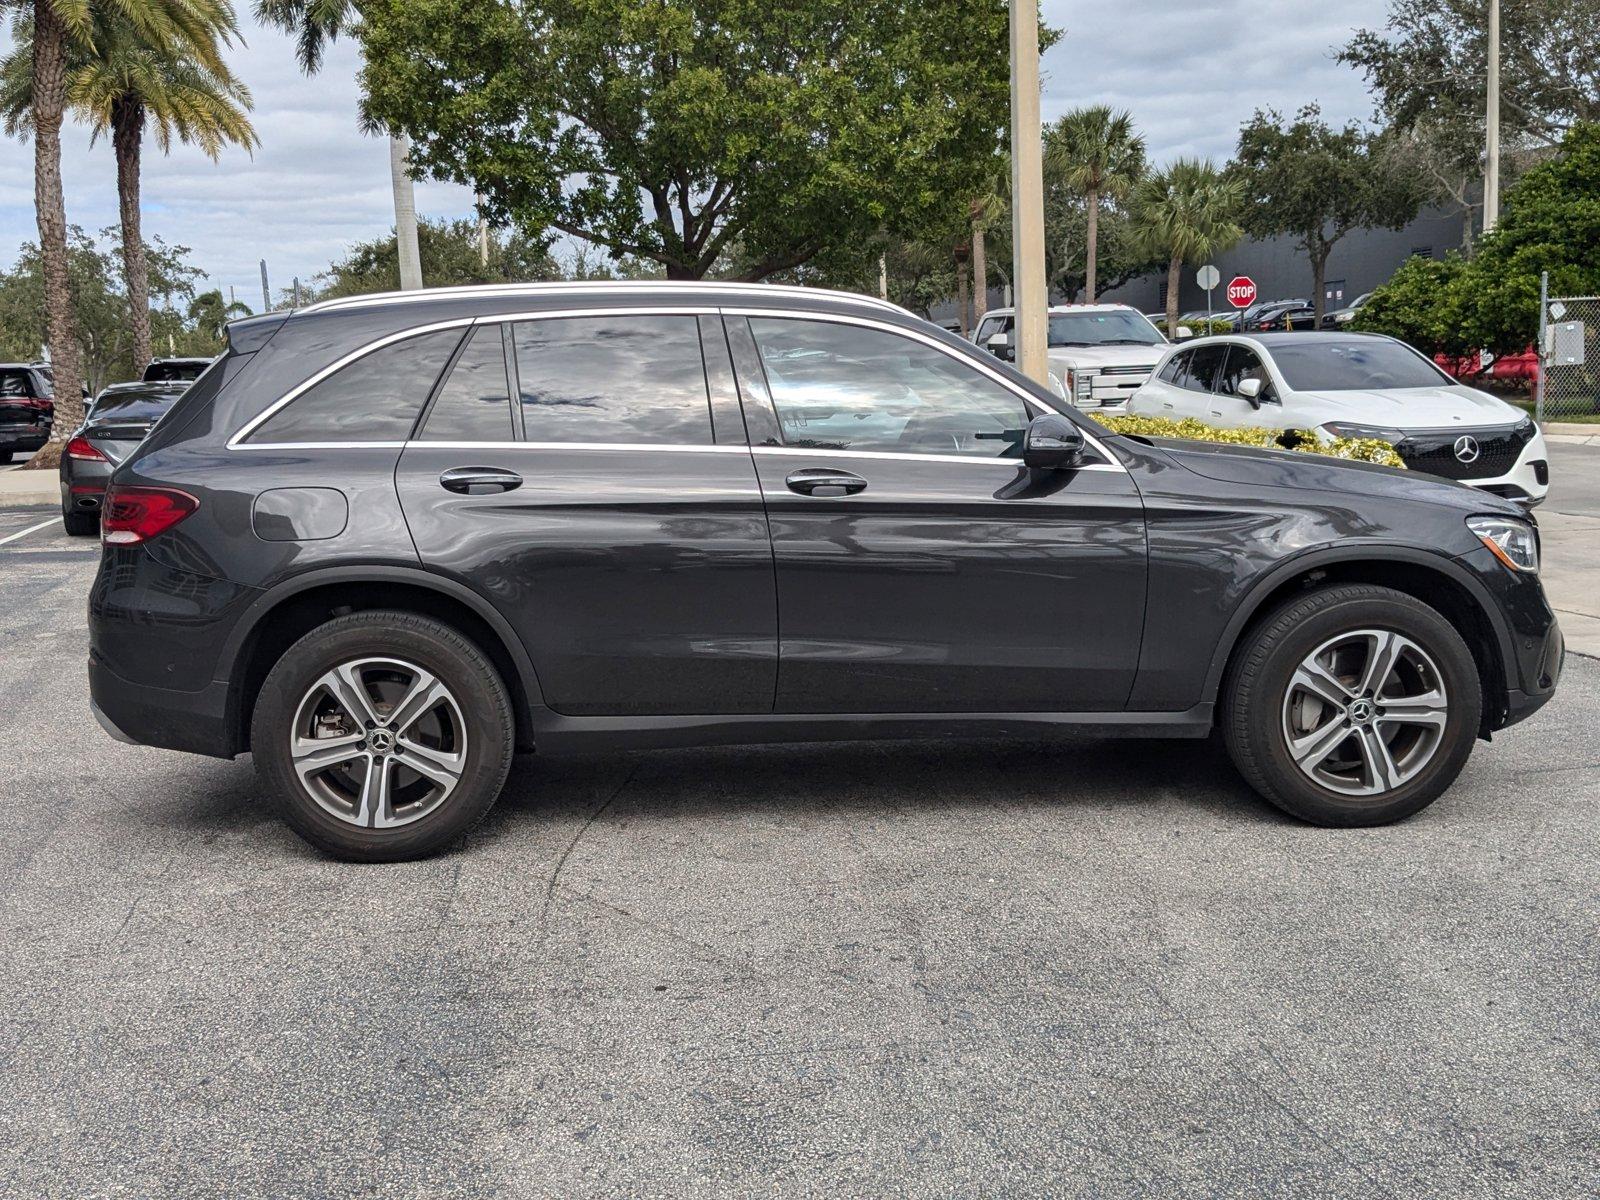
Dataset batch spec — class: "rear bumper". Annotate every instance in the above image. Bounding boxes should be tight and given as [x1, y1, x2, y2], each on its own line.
[0, 426, 49, 451]
[89, 655, 238, 758]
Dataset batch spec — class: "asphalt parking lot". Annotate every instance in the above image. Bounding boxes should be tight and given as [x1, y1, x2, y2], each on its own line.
[2, 497, 1597, 1197]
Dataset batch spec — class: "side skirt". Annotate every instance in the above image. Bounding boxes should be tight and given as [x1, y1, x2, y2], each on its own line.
[527, 704, 1214, 756]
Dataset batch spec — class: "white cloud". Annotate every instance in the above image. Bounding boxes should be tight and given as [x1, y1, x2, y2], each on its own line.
[0, 1, 1389, 307]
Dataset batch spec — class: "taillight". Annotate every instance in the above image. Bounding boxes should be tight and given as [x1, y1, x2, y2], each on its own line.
[66, 435, 108, 461]
[101, 485, 198, 545]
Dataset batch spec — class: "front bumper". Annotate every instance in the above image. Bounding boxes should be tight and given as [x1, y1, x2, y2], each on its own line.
[1454, 542, 1563, 731]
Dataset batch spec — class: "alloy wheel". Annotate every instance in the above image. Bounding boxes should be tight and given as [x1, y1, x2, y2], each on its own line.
[1280, 629, 1449, 798]
[289, 656, 467, 828]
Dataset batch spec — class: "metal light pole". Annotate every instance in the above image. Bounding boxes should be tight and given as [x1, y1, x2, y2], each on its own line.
[1484, 0, 1501, 232]
[1009, 0, 1049, 385]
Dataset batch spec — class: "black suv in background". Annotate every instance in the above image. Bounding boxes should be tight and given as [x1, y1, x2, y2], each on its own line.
[0, 362, 55, 461]
[141, 356, 214, 383]
[88, 283, 1562, 860]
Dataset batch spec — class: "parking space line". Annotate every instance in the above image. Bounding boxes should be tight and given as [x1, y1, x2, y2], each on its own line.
[0, 517, 58, 547]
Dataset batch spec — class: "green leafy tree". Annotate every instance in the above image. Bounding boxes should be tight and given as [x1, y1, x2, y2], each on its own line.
[0, 225, 209, 392]
[1, 1, 254, 374]
[1355, 124, 1600, 355]
[1232, 105, 1428, 323]
[1342, 0, 1600, 154]
[1045, 106, 1145, 302]
[186, 287, 251, 338]
[1130, 159, 1243, 335]
[312, 217, 562, 299]
[355, 0, 1033, 281]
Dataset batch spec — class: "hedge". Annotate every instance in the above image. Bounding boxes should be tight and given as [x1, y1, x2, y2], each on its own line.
[1088, 414, 1406, 469]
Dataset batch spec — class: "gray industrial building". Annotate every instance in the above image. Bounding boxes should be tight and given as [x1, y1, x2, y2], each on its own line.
[932, 201, 1473, 327]
[1100, 202, 1472, 316]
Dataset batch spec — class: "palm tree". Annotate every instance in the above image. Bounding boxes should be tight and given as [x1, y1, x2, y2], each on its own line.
[1131, 159, 1243, 338]
[1045, 106, 1145, 303]
[187, 287, 251, 338]
[253, 0, 422, 290]
[9, 0, 203, 464]
[2, 2, 255, 374]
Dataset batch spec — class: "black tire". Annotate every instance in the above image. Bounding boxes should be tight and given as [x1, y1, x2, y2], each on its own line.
[252, 611, 515, 861]
[0, 450, 12, 463]
[1221, 584, 1482, 827]
[62, 507, 97, 536]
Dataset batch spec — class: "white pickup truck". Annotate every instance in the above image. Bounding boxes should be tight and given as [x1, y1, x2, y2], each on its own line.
[973, 303, 1185, 414]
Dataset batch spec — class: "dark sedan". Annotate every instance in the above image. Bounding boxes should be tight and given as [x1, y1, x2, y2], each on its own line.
[60, 381, 187, 534]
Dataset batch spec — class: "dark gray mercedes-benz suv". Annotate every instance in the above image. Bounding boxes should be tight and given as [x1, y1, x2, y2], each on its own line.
[88, 282, 1562, 860]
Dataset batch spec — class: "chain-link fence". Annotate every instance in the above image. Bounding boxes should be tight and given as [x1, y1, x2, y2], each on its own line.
[1538, 292, 1600, 421]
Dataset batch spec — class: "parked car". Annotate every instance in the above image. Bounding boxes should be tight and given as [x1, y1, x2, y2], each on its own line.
[1243, 301, 1316, 332]
[1129, 332, 1550, 506]
[141, 356, 214, 383]
[1213, 298, 1309, 333]
[0, 362, 56, 462]
[60, 381, 190, 534]
[87, 282, 1561, 860]
[1321, 292, 1373, 328]
[975, 303, 1180, 412]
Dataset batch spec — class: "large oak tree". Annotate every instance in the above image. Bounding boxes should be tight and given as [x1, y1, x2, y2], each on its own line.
[355, 0, 1029, 280]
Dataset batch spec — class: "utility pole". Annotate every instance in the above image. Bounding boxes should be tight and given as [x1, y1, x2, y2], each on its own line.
[476, 193, 490, 269]
[1008, 0, 1049, 384]
[259, 260, 270, 313]
[1484, 0, 1501, 232]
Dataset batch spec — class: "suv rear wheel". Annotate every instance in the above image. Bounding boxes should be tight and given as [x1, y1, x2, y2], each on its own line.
[252, 611, 515, 861]
[1222, 584, 1482, 826]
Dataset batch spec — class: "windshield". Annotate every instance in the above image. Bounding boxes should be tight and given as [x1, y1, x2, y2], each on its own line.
[89, 389, 182, 424]
[1047, 311, 1164, 347]
[1270, 340, 1452, 391]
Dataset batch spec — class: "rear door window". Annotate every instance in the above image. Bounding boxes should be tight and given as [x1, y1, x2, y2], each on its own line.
[1183, 345, 1230, 393]
[420, 326, 514, 442]
[245, 328, 465, 444]
[1158, 350, 1190, 387]
[513, 315, 712, 444]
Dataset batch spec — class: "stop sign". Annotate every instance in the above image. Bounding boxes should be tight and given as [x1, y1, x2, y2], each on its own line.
[1227, 276, 1258, 309]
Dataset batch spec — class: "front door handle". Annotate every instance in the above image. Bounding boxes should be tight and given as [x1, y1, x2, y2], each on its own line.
[786, 468, 867, 497]
[439, 466, 522, 495]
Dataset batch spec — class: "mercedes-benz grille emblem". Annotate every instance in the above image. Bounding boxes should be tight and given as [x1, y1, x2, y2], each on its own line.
[1453, 435, 1481, 464]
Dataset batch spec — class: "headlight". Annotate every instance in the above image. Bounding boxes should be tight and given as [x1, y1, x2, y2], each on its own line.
[1467, 516, 1539, 573]
[1320, 422, 1406, 443]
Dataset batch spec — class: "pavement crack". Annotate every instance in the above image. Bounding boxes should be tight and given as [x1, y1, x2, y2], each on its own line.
[538, 762, 639, 941]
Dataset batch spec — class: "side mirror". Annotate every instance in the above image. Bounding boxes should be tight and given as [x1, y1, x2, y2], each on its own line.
[1175, 325, 1195, 341]
[1023, 412, 1084, 470]
[986, 332, 1013, 361]
[1237, 377, 1264, 407]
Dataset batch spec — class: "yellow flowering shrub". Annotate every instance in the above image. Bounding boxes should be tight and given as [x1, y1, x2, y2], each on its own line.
[1089, 414, 1405, 469]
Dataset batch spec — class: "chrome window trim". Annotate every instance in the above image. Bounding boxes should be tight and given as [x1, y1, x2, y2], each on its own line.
[299, 280, 907, 317]
[227, 317, 475, 450]
[226, 304, 1126, 473]
[721, 306, 1126, 472]
[405, 441, 750, 454]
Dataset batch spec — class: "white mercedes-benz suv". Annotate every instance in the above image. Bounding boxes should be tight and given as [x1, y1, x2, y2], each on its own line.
[1129, 332, 1549, 506]
[974, 303, 1176, 414]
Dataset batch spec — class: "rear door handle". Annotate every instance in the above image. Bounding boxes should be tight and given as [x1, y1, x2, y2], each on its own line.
[786, 468, 867, 497]
[439, 466, 522, 495]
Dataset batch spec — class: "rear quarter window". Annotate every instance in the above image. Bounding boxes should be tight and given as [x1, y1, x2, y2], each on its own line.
[244, 328, 466, 444]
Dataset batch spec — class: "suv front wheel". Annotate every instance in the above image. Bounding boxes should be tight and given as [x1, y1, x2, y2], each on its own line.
[252, 611, 515, 861]
[1222, 584, 1483, 826]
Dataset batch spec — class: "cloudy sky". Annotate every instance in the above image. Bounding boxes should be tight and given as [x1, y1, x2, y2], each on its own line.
[0, 0, 1390, 309]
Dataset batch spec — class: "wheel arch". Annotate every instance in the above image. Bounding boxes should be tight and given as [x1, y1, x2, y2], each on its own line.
[220, 566, 545, 754]
[1204, 546, 1515, 735]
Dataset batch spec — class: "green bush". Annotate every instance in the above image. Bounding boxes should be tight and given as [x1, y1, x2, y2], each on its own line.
[1357, 122, 1600, 355]
[1089, 413, 1406, 468]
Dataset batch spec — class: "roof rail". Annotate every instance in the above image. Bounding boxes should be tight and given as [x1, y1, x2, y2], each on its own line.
[297, 279, 907, 317]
